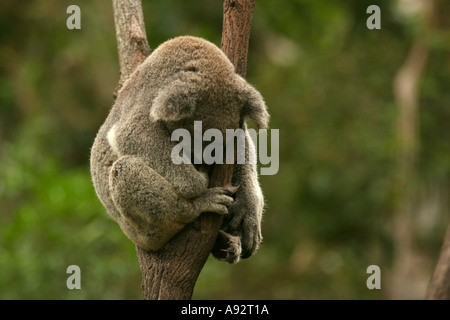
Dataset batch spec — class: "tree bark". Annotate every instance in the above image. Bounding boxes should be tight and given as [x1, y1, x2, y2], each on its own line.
[112, 0, 151, 97]
[426, 224, 450, 299]
[221, 0, 256, 78]
[112, 0, 256, 300]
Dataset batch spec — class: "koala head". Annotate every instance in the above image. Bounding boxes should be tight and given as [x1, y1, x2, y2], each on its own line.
[146, 36, 269, 133]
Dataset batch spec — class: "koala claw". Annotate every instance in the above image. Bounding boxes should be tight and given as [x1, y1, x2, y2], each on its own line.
[194, 187, 235, 215]
[222, 185, 239, 195]
[221, 201, 263, 259]
[212, 230, 242, 264]
[240, 228, 262, 259]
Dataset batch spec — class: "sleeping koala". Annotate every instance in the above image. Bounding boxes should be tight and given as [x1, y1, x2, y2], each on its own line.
[90, 36, 268, 263]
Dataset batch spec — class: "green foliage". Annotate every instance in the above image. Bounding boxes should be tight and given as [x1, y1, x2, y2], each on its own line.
[0, 0, 449, 299]
[0, 117, 141, 299]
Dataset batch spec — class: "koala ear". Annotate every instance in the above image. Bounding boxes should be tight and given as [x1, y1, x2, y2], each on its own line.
[150, 78, 198, 122]
[240, 82, 269, 129]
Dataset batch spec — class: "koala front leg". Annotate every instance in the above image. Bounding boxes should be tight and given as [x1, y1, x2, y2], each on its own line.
[109, 155, 234, 251]
[222, 132, 264, 259]
[165, 162, 210, 199]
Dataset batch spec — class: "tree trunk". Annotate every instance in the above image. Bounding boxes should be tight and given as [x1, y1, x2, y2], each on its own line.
[426, 224, 450, 299]
[112, 0, 256, 300]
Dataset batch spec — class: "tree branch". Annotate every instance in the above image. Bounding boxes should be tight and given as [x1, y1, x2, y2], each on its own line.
[112, 0, 151, 97]
[221, 0, 256, 78]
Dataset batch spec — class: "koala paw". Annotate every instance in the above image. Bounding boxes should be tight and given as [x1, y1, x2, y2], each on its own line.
[212, 230, 242, 264]
[237, 219, 262, 259]
[193, 186, 237, 215]
[224, 199, 263, 259]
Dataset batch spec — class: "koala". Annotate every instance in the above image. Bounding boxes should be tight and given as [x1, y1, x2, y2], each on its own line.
[90, 36, 268, 263]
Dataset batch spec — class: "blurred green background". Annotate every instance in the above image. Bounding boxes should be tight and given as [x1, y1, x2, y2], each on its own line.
[0, 0, 449, 299]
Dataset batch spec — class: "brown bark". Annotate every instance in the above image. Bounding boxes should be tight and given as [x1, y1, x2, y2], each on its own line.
[112, 0, 151, 97]
[426, 224, 450, 299]
[112, 0, 256, 300]
[221, 0, 256, 78]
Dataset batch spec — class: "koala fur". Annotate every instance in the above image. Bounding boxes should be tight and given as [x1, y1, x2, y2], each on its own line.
[90, 36, 268, 263]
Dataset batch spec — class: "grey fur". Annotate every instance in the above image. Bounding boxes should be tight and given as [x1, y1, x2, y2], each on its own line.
[90, 36, 268, 262]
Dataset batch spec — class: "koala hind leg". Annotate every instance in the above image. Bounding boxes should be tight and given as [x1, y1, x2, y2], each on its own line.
[109, 155, 196, 251]
[108, 155, 235, 251]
